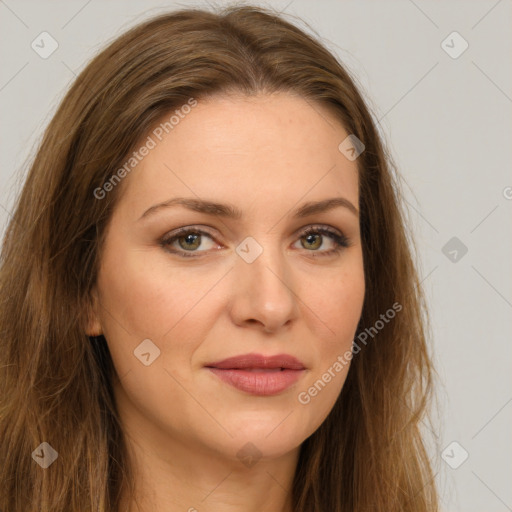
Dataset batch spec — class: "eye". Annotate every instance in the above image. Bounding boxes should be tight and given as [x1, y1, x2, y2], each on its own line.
[294, 226, 350, 258]
[160, 227, 219, 258]
[160, 225, 351, 258]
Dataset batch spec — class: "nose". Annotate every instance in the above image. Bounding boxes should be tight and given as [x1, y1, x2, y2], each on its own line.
[228, 237, 299, 334]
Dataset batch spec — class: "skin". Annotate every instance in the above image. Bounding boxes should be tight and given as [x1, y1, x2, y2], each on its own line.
[87, 92, 365, 512]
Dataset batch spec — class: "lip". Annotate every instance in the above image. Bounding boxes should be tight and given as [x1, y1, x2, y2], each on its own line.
[206, 353, 305, 370]
[205, 353, 306, 396]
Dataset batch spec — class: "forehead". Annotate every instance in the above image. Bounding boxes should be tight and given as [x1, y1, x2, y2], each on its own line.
[118, 92, 359, 217]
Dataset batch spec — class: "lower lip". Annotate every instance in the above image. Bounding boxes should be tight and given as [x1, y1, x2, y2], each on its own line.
[207, 368, 304, 396]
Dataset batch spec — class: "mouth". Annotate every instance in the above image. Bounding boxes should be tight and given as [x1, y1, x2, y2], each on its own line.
[204, 353, 306, 396]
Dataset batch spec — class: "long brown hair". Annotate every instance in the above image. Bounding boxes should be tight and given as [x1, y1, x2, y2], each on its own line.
[0, 5, 440, 511]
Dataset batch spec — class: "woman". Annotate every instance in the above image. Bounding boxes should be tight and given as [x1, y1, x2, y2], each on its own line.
[0, 4, 440, 511]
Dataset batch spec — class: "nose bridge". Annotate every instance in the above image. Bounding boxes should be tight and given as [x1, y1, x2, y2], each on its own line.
[230, 233, 298, 329]
[238, 233, 294, 297]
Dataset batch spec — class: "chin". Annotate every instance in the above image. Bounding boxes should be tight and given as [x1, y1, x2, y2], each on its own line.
[212, 414, 311, 460]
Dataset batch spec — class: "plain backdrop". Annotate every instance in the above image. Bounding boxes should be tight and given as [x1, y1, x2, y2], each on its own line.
[1, 1, 511, 510]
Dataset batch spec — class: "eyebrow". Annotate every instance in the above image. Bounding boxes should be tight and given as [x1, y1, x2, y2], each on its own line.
[138, 196, 359, 221]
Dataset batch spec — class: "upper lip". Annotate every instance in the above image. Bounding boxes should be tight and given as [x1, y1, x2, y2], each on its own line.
[205, 353, 305, 370]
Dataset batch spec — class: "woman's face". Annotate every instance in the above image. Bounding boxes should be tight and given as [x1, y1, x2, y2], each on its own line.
[88, 92, 365, 464]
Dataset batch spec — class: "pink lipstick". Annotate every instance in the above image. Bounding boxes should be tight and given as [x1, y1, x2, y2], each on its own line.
[205, 353, 306, 396]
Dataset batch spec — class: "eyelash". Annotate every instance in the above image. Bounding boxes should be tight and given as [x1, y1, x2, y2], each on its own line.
[159, 225, 351, 259]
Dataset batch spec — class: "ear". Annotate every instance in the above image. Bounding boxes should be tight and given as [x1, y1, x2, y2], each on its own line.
[85, 286, 103, 337]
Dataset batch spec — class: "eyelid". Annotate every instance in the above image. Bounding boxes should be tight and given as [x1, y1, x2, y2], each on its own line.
[159, 226, 220, 257]
[159, 224, 351, 258]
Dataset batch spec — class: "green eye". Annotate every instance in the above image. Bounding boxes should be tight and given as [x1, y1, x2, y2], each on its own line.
[161, 228, 216, 257]
[160, 225, 350, 259]
[296, 227, 350, 257]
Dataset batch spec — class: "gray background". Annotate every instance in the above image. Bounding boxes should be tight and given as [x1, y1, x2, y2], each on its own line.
[1, 0, 511, 510]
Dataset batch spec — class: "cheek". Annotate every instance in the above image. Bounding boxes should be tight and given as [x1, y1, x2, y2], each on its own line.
[299, 260, 364, 402]
[306, 259, 365, 344]
[96, 247, 232, 387]
[98, 246, 220, 339]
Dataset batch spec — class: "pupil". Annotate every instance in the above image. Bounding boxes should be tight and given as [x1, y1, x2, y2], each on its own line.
[305, 234, 320, 249]
[181, 233, 199, 250]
